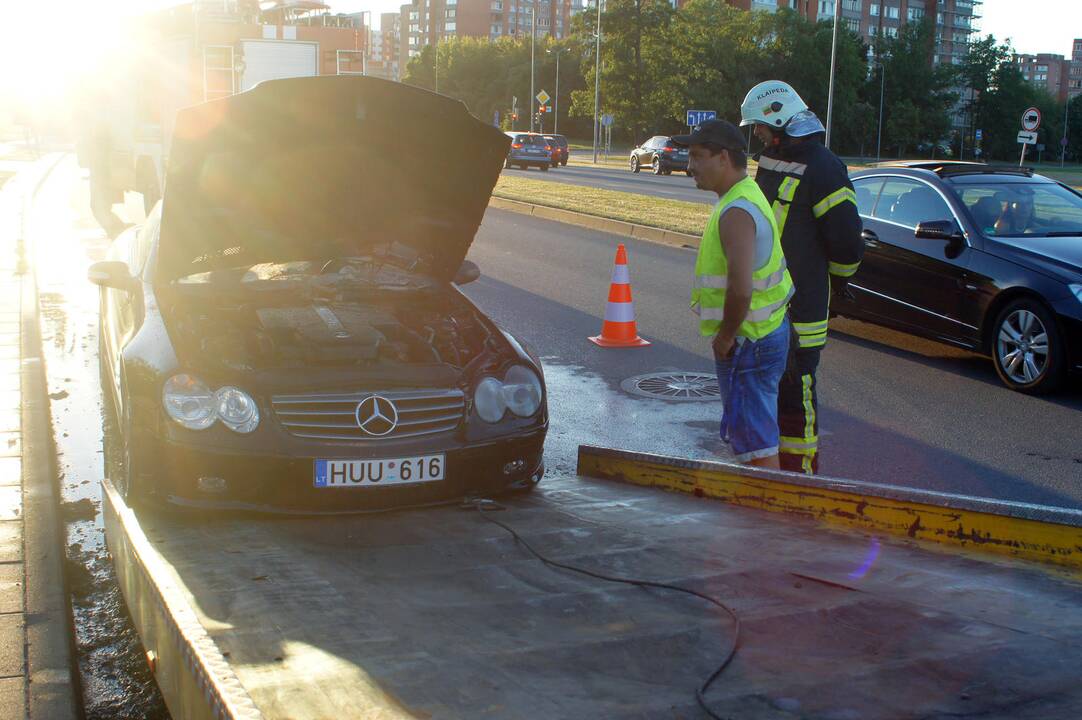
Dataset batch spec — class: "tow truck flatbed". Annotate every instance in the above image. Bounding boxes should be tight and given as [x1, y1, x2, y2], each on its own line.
[104, 459, 1082, 720]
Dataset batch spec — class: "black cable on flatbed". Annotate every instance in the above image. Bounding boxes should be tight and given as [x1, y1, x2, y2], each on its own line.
[468, 498, 740, 720]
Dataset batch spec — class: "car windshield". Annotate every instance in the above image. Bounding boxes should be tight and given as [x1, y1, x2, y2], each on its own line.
[516, 135, 547, 147]
[949, 180, 1082, 238]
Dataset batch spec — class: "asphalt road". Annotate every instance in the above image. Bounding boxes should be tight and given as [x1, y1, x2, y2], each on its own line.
[502, 159, 711, 204]
[464, 207, 1082, 509]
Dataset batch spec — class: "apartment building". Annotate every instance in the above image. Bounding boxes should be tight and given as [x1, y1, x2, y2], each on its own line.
[1065, 38, 1082, 102]
[399, 0, 577, 65]
[728, 0, 980, 66]
[1015, 39, 1082, 103]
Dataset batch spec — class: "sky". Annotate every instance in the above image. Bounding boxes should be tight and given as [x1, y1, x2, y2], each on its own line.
[1, 0, 1076, 109]
[976, 0, 1079, 57]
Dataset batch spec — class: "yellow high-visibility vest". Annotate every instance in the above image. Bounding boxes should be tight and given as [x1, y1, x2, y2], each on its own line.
[692, 176, 793, 340]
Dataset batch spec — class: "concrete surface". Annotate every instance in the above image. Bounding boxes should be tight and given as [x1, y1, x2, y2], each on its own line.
[122, 468, 1082, 719]
[0, 147, 81, 719]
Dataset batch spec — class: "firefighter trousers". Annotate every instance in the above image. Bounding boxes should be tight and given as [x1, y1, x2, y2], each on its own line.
[778, 344, 821, 474]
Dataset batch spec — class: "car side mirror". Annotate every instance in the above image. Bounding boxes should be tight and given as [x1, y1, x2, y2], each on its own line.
[914, 220, 962, 241]
[453, 260, 481, 286]
[88, 261, 138, 292]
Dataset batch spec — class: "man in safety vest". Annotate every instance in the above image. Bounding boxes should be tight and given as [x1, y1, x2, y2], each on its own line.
[673, 120, 794, 468]
[740, 81, 863, 475]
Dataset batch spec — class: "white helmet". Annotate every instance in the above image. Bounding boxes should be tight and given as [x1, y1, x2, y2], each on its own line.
[740, 80, 809, 129]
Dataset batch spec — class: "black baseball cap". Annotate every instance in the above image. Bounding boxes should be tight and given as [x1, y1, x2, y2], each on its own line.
[671, 119, 745, 149]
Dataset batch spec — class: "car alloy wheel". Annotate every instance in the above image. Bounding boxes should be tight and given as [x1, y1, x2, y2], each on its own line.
[652, 157, 662, 175]
[630, 156, 640, 173]
[992, 299, 1064, 394]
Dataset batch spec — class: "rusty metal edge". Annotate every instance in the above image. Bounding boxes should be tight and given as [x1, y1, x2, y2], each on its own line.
[577, 445, 1082, 571]
[102, 481, 263, 720]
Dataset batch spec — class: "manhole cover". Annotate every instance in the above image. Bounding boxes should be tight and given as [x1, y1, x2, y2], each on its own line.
[620, 372, 721, 402]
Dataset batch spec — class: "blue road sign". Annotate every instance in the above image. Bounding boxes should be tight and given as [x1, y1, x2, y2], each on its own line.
[975, 128, 982, 141]
[686, 110, 717, 127]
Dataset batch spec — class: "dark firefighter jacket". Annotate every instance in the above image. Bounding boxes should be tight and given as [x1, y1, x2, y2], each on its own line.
[754, 136, 864, 349]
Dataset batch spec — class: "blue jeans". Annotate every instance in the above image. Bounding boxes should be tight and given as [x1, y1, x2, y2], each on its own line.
[714, 317, 790, 462]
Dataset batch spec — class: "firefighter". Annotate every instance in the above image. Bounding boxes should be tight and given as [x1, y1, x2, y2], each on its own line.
[740, 80, 863, 475]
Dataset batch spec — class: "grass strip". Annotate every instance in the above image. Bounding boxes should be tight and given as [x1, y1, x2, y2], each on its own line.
[493, 174, 711, 237]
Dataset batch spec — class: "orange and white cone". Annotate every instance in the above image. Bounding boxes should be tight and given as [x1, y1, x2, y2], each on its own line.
[589, 244, 651, 348]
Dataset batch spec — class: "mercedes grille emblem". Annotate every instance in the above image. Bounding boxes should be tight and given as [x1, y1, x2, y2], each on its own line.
[355, 395, 399, 437]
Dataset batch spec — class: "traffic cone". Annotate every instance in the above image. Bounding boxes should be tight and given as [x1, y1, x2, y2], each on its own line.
[589, 244, 650, 348]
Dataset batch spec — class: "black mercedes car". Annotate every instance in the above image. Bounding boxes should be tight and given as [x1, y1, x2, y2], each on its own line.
[837, 162, 1082, 394]
[89, 76, 547, 511]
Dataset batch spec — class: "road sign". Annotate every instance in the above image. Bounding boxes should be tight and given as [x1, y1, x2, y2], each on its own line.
[974, 128, 982, 141]
[1021, 107, 1041, 132]
[1017, 130, 1038, 145]
[686, 109, 717, 127]
[536, 90, 550, 106]
[601, 114, 614, 127]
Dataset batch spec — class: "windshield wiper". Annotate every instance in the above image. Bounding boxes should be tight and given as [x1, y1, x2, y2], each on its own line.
[1039, 231, 1082, 237]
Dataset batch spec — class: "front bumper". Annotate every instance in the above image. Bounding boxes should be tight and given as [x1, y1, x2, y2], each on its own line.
[149, 430, 546, 513]
[1050, 299, 1082, 373]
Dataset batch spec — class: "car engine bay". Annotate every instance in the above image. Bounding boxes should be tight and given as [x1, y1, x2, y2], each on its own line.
[165, 264, 494, 373]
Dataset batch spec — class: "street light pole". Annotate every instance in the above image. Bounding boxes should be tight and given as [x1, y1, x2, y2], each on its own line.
[548, 47, 564, 134]
[530, 1, 536, 133]
[876, 62, 885, 163]
[592, 0, 602, 163]
[1063, 94, 1071, 168]
[825, 0, 841, 149]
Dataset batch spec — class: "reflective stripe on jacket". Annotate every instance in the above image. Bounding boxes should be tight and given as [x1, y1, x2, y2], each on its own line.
[691, 176, 794, 340]
[755, 137, 863, 348]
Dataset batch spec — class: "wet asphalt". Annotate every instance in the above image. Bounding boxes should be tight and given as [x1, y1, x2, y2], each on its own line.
[24, 155, 1082, 716]
[464, 207, 1082, 508]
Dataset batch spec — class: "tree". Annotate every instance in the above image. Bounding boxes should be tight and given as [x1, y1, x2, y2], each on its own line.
[568, 0, 677, 143]
[877, 19, 957, 157]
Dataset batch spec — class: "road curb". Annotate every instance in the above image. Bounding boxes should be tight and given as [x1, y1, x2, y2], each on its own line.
[488, 196, 700, 249]
[15, 154, 83, 719]
[577, 445, 1082, 572]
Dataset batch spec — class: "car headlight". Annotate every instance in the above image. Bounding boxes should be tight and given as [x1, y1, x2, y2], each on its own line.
[502, 365, 543, 417]
[474, 376, 506, 423]
[1070, 283, 1082, 304]
[215, 386, 260, 433]
[162, 374, 217, 430]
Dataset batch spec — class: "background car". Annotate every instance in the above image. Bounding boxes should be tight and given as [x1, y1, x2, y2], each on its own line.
[90, 76, 548, 511]
[834, 162, 1082, 394]
[629, 136, 690, 175]
[504, 132, 552, 171]
[544, 134, 569, 167]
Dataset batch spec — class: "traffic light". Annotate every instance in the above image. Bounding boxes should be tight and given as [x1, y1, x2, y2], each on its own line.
[512, 113, 518, 120]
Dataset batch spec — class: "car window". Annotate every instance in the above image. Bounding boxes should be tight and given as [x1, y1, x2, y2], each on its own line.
[853, 178, 884, 217]
[950, 181, 1082, 237]
[873, 177, 952, 228]
[525, 135, 548, 147]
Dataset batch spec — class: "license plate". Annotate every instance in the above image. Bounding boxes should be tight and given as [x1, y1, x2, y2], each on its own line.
[314, 454, 445, 488]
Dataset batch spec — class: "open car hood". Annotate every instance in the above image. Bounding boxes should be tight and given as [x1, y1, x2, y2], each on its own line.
[158, 76, 509, 283]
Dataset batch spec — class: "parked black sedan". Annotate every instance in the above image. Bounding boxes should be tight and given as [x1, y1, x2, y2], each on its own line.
[629, 136, 690, 175]
[90, 76, 547, 511]
[835, 162, 1082, 394]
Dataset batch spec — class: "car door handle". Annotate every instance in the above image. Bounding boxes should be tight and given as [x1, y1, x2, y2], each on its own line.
[862, 229, 879, 247]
